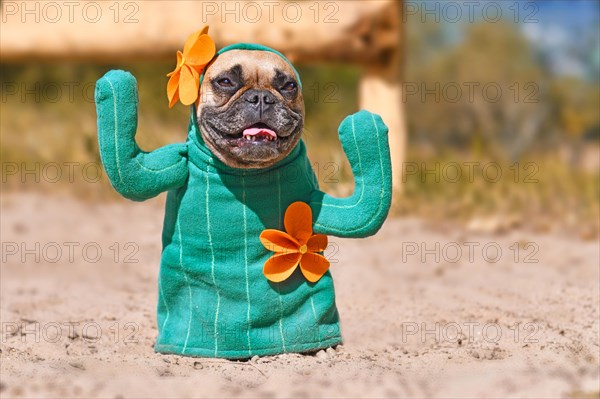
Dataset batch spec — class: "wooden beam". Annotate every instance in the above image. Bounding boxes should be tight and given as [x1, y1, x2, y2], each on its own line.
[1, 1, 392, 62]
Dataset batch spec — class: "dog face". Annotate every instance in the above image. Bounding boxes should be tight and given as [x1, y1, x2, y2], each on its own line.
[196, 50, 305, 169]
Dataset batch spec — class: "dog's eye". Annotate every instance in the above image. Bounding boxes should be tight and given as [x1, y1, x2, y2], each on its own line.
[282, 81, 297, 92]
[217, 78, 234, 88]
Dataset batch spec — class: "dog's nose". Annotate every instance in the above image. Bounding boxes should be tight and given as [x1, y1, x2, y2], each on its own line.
[243, 90, 276, 106]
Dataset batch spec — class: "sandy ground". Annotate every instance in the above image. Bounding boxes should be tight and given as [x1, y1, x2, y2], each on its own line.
[1, 192, 598, 398]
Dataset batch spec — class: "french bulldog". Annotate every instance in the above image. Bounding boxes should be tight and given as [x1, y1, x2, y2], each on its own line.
[197, 49, 304, 169]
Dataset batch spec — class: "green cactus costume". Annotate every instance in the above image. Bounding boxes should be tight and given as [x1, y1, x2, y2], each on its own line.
[95, 43, 392, 359]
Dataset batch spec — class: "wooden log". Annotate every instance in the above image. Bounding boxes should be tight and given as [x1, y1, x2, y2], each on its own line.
[1, 1, 392, 61]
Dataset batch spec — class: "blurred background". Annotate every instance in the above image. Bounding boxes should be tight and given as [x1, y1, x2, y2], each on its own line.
[1, 2, 599, 397]
[1, 0, 598, 236]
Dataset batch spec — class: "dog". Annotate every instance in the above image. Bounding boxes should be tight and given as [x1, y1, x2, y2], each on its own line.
[197, 49, 304, 169]
[95, 43, 392, 359]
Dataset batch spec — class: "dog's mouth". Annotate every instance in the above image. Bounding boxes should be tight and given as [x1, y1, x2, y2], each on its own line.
[206, 121, 289, 147]
[200, 113, 303, 168]
[241, 123, 278, 142]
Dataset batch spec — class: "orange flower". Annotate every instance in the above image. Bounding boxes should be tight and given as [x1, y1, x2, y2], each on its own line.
[167, 26, 216, 108]
[260, 202, 330, 283]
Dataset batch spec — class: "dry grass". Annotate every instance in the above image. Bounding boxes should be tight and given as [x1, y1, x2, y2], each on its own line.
[2, 63, 598, 239]
[395, 151, 600, 239]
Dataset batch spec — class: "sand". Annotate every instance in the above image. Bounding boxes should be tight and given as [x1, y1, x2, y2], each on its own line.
[1, 192, 598, 398]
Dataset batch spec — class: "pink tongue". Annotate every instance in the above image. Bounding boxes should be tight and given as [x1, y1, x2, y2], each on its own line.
[243, 128, 277, 140]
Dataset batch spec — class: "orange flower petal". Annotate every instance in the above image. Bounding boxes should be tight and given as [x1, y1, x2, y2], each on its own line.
[260, 229, 299, 253]
[185, 34, 216, 67]
[167, 51, 183, 77]
[264, 252, 302, 283]
[284, 202, 313, 244]
[183, 26, 209, 55]
[299, 253, 330, 283]
[179, 65, 200, 105]
[167, 27, 215, 107]
[168, 88, 180, 109]
[307, 234, 328, 252]
[167, 71, 180, 108]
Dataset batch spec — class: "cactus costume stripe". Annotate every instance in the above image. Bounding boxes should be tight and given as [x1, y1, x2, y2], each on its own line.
[95, 44, 392, 358]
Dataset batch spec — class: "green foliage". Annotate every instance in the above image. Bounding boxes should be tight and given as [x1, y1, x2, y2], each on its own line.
[405, 18, 600, 161]
[401, 16, 599, 236]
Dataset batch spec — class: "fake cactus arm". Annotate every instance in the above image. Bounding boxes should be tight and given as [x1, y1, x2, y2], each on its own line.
[310, 110, 392, 238]
[95, 70, 189, 201]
